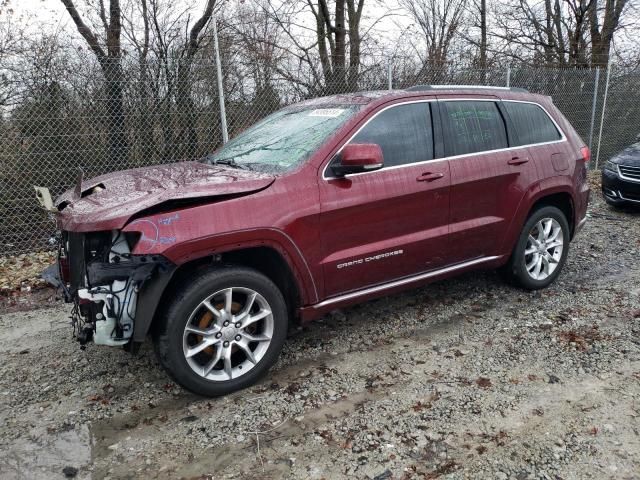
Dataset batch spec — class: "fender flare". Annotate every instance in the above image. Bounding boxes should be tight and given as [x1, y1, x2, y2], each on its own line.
[161, 227, 319, 305]
[131, 228, 319, 344]
[499, 181, 575, 256]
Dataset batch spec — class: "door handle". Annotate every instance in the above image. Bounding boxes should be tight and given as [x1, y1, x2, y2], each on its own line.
[416, 172, 444, 182]
[508, 156, 529, 166]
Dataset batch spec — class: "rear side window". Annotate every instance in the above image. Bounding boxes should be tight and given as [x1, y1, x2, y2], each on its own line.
[503, 101, 562, 145]
[349, 102, 433, 167]
[441, 101, 508, 156]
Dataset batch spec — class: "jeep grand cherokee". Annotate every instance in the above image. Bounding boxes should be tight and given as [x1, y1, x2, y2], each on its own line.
[49, 85, 590, 396]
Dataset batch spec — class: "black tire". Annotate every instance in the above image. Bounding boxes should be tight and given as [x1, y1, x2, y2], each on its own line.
[154, 265, 288, 397]
[502, 206, 570, 290]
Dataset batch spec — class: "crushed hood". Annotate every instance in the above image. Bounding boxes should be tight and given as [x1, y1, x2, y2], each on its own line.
[56, 161, 275, 231]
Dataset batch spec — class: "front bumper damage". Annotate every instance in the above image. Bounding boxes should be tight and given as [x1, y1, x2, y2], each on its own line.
[54, 230, 176, 350]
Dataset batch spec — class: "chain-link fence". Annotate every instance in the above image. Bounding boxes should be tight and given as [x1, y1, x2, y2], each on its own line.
[1, 57, 638, 255]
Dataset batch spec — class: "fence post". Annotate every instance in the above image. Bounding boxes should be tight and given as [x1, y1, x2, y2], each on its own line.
[387, 57, 393, 91]
[213, 14, 229, 144]
[588, 68, 600, 153]
[506, 65, 511, 87]
[595, 60, 612, 169]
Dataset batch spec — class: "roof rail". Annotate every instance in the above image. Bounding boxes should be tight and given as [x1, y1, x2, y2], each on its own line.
[406, 84, 528, 93]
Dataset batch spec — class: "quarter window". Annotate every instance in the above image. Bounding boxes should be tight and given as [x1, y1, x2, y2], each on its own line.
[503, 101, 562, 145]
[349, 102, 434, 167]
[441, 101, 508, 156]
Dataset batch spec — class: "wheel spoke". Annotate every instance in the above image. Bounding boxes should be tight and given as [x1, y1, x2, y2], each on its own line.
[543, 219, 553, 239]
[524, 245, 537, 255]
[546, 240, 563, 250]
[243, 332, 271, 343]
[547, 227, 561, 243]
[236, 341, 257, 364]
[536, 222, 545, 242]
[223, 347, 233, 379]
[243, 309, 271, 328]
[528, 234, 539, 247]
[235, 291, 257, 320]
[203, 300, 223, 320]
[185, 325, 212, 336]
[533, 256, 543, 278]
[223, 288, 233, 314]
[541, 255, 550, 276]
[526, 253, 539, 271]
[186, 338, 218, 358]
[202, 347, 223, 376]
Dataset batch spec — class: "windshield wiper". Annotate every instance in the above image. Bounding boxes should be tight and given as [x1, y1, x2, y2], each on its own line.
[209, 157, 251, 170]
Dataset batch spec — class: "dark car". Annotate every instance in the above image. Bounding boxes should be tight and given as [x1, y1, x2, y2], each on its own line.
[47, 85, 590, 396]
[602, 140, 640, 207]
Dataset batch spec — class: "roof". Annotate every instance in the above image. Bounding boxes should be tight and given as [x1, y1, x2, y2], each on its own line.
[295, 85, 546, 109]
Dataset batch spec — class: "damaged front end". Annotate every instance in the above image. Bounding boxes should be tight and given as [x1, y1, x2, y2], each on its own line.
[57, 230, 175, 350]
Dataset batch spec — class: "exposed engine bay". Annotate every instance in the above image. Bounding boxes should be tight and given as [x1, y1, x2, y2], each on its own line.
[58, 230, 173, 349]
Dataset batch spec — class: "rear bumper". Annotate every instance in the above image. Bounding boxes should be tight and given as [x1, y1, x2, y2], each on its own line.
[602, 169, 640, 204]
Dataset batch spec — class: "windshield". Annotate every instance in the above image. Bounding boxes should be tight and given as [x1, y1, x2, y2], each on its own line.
[203, 105, 360, 173]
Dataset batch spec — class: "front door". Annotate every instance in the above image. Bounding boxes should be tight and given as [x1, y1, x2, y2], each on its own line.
[318, 101, 451, 298]
[438, 98, 539, 263]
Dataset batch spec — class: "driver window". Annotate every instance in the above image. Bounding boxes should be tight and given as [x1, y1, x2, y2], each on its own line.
[349, 102, 434, 167]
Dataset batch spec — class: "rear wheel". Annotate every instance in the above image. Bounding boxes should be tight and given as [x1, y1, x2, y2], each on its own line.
[154, 266, 288, 396]
[502, 206, 570, 290]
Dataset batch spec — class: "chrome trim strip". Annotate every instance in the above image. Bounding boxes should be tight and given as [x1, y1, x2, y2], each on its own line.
[322, 98, 567, 181]
[313, 256, 500, 309]
[618, 191, 640, 204]
[322, 99, 436, 180]
[617, 165, 640, 184]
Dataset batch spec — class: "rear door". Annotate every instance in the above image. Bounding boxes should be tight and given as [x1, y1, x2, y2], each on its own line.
[318, 101, 450, 297]
[501, 100, 566, 177]
[438, 97, 538, 263]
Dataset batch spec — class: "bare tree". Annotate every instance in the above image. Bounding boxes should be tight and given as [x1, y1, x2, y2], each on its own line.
[399, 0, 468, 68]
[173, 0, 216, 159]
[305, 0, 367, 93]
[492, 0, 593, 66]
[59, 0, 128, 162]
[589, 0, 629, 66]
[262, 0, 368, 94]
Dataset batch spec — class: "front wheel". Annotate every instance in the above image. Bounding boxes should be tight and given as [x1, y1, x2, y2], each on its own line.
[154, 266, 288, 396]
[502, 206, 570, 290]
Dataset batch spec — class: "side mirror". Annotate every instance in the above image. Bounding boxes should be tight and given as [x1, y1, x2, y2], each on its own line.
[331, 143, 384, 177]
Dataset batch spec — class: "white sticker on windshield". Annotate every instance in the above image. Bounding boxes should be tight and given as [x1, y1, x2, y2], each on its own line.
[308, 108, 346, 117]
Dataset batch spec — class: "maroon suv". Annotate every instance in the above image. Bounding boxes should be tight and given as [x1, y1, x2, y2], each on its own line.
[50, 86, 590, 396]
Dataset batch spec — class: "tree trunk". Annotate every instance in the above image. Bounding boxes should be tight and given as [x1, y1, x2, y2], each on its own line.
[173, 0, 216, 159]
[59, 0, 128, 164]
[101, 58, 128, 165]
[589, 0, 627, 67]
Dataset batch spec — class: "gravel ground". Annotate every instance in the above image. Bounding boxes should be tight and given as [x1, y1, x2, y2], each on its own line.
[1, 187, 639, 480]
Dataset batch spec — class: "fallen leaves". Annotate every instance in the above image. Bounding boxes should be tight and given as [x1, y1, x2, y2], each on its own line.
[476, 377, 493, 389]
[558, 324, 605, 350]
[0, 251, 56, 294]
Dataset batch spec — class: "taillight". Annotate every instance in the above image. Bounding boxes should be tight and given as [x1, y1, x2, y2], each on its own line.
[580, 146, 591, 163]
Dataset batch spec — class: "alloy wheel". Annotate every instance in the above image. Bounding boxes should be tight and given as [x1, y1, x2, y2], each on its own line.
[523, 217, 564, 281]
[182, 287, 274, 381]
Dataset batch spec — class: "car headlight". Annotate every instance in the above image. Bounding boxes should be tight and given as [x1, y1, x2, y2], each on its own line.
[603, 160, 618, 174]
